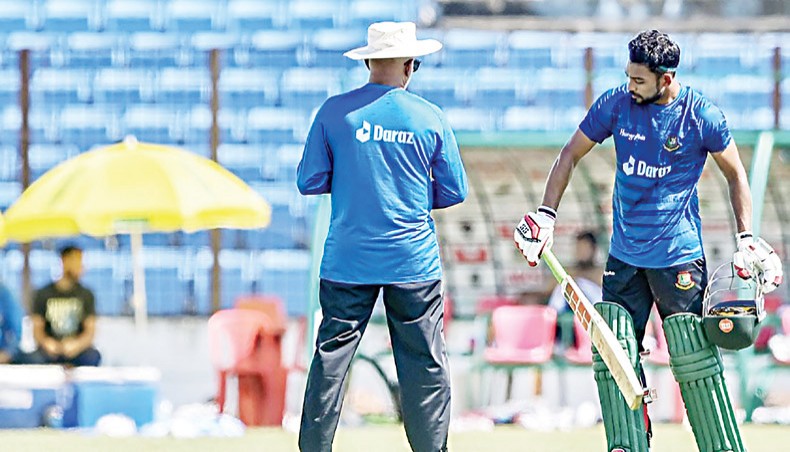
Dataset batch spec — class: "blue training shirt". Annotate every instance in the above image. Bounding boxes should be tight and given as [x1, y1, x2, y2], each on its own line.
[297, 83, 468, 284]
[579, 84, 732, 268]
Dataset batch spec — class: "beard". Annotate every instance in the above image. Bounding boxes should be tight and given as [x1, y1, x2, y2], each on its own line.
[631, 84, 665, 105]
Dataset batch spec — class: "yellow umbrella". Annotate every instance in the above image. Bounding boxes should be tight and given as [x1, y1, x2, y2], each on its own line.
[4, 136, 271, 329]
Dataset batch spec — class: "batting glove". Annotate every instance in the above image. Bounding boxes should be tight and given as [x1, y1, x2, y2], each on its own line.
[514, 206, 556, 267]
[733, 231, 784, 294]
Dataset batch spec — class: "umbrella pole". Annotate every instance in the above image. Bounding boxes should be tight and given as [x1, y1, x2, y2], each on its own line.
[131, 231, 147, 331]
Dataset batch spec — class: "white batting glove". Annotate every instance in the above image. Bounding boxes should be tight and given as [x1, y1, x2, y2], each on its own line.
[514, 206, 556, 267]
[733, 231, 784, 294]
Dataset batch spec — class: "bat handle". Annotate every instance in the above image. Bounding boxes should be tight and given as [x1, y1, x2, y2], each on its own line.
[541, 249, 568, 283]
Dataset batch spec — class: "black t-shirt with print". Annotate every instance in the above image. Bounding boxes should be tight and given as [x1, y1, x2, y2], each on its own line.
[32, 282, 96, 340]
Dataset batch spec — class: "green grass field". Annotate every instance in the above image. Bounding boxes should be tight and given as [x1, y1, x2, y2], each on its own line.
[2, 424, 790, 451]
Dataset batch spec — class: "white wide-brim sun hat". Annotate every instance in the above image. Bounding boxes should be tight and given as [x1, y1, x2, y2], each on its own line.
[344, 21, 442, 60]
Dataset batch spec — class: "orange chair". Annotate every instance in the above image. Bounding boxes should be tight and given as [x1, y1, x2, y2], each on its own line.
[207, 307, 287, 426]
[481, 305, 557, 402]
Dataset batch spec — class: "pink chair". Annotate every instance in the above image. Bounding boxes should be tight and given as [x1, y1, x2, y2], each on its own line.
[563, 316, 593, 365]
[207, 308, 287, 426]
[481, 305, 557, 402]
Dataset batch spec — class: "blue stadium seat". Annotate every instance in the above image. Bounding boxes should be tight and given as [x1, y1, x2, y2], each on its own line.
[532, 68, 585, 108]
[0, 70, 20, 107]
[343, 66, 370, 91]
[219, 68, 280, 108]
[190, 32, 240, 67]
[275, 144, 302, 182]
[218, 144, 276, 182]
[156, 67, 210, 105]
[30, 68, 93, 105]
[309, 29, 366, 68]
[247, 30, 305, 68]
[28, 143, 80, 180]
[507, 31, 569, 69]
[184, 106, 244, 145]
[0, 0, 33, 33]
[407, 68, 470, 108]
[0, 146, 17, 182]
[592, 68, 626, 99]
[256, 250, 311, 316]
[346, 1, 408, 29]
[718, 75, 773, 111]
[571, 32, 629, 71]
[692, 33, 770, 75]
[0, 181, 22, 210]
[181, 231, 211, 248]
[122, 105, 179, 143]
[39, 0, 98, 32]
[0, 107, 21, 146]
[468, 67, 530, 109]
[104, 0, 158, 32]
[501, 106, 557, 131]
[128, 33, 188, 68]
[287, 0, 341, 30]
[59, 104, 118, 150]
[83, 266, 126, 316]
[6, 32, 58, 68]
[1, 107, 60, 146]
[143, 266, 189, 316]
[94, 68, 153, 104]
[227, 0, 284, 31]
[64, 32, 121, 68]
[194, 250, 257, 311]
[442, 29, 506, 68]
[246, 107, 309, 144]
[279, 68, 342, 109]
[444, 107, 498, 133]
[165, 0, 222, 33]
[246, 204, 306, 250]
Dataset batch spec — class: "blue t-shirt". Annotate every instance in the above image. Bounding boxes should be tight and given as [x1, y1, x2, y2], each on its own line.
[579, 84, 732, 268]
[297, 83, 468, 284]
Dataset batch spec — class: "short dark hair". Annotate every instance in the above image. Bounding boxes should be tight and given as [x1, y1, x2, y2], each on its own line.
[576, 231, 597, 248]
[59, 244, 82, 258]
[628, 29, 680, 75]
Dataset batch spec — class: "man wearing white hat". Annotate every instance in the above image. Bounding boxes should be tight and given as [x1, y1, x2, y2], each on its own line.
[297, 21, 467, 452]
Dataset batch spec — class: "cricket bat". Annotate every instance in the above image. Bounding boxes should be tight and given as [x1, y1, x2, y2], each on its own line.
[542, 249, 645, 410]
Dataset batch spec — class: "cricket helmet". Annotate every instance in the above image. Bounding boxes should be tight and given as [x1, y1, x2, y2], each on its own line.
[702, 262, 765, 351]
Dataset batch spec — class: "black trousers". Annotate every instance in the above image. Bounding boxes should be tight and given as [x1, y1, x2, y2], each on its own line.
[299, 279, 450, 452]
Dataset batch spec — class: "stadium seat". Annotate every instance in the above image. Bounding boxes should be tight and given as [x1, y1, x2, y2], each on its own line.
[190, 32, 241, 67]
[506, 31, 569, 69]
[64, 32, 122, 68]
[502, 106, 555, 131]
[255, 250, 311, 316]
[156, 67, 211, 105]
[532, 68, 585, 108]
[0, 0, 33, 33]
[692, 33, 770, 75]
[287, 0, 342, 30]
[104, 0, 159, 32]
[279, 67, 342, 109]
[83, 265, 126, 316]
[0, 146, 17, 182]
[145, 266, 188, 316]
[0, 70, 20, 108]
[308, 29, 366, 68]
[0, 181, 22, 210]
[570, 32, 629, 71]
[217, 143, 273, 181]
[6, 32, 58, 68]
[227, 0, 284, 31]
[28, 143, 80, 180]
[247, 30, 305, 69]
[219, 68, 280, 108]
[467, 67, 530, 109]
[246, 107, 309, 144]
[39, 0, 98, 32]
[444, 107, 498, 133]
[441, 29, 506, 68]
[30, 68, 93, 105]
[59, 104, 118, 150]
[94, 68, 154, 105]
[128, 33, 188, 68]
[165, 0, 222, 33]
[275, 143, 302, 182]
[346, 1, 408, 29]
[185, 106, 244, 145]
[122, 105, 179, 143]
[407, 68, 470, 108]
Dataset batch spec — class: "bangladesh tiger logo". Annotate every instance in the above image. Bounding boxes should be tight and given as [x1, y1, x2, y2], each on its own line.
[663, 135, 681, 152]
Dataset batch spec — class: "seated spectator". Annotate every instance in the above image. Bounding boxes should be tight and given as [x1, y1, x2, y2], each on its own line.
[0, 282, 23, 364]
[23, 245, 101, 367]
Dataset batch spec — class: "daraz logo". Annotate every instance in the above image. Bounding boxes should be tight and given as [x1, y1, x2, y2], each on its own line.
[355, 121, 415, 145]
[622, 155, 671, 179]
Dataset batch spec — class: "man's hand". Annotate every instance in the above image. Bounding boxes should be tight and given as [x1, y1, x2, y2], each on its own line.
[733, 232, 784, 294]
[41, 338, 63, 357]
[0, 351, 11, 364]
[61, 339, 84, 359]
[514, 206, 556, 267]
